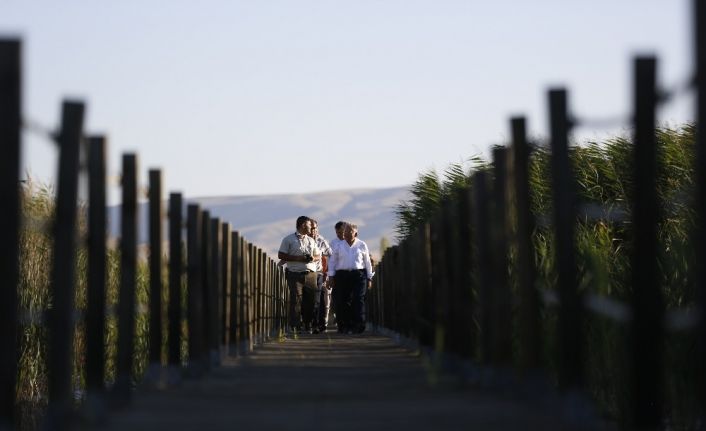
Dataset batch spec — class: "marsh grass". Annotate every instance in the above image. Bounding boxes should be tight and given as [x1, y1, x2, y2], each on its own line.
[16, 179, 153, 430]
[395, 124, 699, 428]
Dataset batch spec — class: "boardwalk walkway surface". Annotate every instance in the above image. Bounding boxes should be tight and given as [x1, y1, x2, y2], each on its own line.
[102, 332, 574, 430]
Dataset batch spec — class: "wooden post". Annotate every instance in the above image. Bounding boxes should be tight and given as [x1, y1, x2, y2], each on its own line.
[631, 56, 663, 429]
[200, 210, 211, 369]
[239, 238, 249, 354]
[114, 153, 138, 403]
[0, 39, 20, 429]
[694, 0, 706, 417]
[256, 248, 263, 342]
[229, 231, 240, 356]
[47, 100, 84, 427]
[86, 136, 107, 399]
[221, 223, 231, 349]
[187, 205, 204, 375]
[512, 117, 541, 372]
[491, 147, 512, 365]
[209, 218, 222, 365]
[456, 186, 475, 359]
[473, 171, 493, 364]
[246, 242, 255, 351]
[428, 209, 450, 352]
[548, 88, 582, 390]
[418, 224, 434, 347]
[167, 193, 183, 371]
[148, 169, 163, 374]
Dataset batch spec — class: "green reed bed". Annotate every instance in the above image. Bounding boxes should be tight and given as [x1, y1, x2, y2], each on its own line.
[395, 124, 699, 428]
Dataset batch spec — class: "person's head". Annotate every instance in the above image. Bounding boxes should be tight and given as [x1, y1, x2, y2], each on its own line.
[344, 223, 358, 244]
[335, 221, 346, 240]
[309, 219, 319, 238]
[296, 216, 311, 235]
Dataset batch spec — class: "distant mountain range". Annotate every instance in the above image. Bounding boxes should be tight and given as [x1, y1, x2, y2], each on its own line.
[108, 186, 410, 259]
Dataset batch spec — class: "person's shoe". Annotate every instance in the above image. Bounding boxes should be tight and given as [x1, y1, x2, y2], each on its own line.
[355, 325, 366, 334]
[312, 327, 321, 334]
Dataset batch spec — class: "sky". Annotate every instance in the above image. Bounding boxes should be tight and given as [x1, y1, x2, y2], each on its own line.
[1, 0, 693, 204]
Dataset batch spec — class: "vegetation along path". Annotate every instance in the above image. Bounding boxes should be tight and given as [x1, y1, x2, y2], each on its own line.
[102, 332, 574, 430]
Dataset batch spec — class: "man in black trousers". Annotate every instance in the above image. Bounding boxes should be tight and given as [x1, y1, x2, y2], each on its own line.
[327, 223, 373, 334]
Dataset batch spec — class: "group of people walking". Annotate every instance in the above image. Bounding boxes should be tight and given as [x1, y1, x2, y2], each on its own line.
[278, 216, 374, 335]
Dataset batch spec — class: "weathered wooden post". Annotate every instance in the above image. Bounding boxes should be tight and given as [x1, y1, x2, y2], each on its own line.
[433, 205, 450, 353]
[114, 153, 139, 403]
[187, 204, 204, 376]
[246, 242, 255, 351]
[443, 199, 463, 356]
[491, 148, 512, 366]
[472, 171, 493, 365]
[221, 222, 231, 350]
[86, 136, 107, 406]
[548, 88, 582, 390]
[694, 0, 706, 419]
[209, 217, 221, 366]
[0, 39, 21, 430]
[229, 231, 241, 356]
[456, 186, 475, 359]
[46, 100, 85, 428]
[200, 210, 211, 370]
[167, 193, 183, 380]
[511, 117, 541, 373]
[147, 169, 163, 381]
[631, 56, 663, 429]
[418, 224, 434, 347]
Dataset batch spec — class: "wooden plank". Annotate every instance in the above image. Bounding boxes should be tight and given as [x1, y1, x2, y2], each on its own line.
[0, 39, 20, 429]
[115, 153, 139, 403]
[47, 100, 85, 426]
[102, 335, 569, 431]
[631, 56, 663, 428]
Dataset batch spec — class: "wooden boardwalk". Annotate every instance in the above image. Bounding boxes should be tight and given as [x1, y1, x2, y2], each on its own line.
[101, 332, 575, 430]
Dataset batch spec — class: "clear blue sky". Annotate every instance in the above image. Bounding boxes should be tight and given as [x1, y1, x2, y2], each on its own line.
[1, 0, 691, 203]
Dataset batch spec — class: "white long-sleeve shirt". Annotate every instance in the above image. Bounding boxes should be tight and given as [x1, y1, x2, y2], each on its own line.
[327, 238, 373, 280]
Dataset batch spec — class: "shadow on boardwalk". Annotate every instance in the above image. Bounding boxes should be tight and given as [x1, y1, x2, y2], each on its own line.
[102, 333, 579, 430]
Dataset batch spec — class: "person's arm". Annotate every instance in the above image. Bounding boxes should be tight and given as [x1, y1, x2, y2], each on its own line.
[363, 243, 374, 288]
[327, 245, 338, 287]
[278, 251, 307, 262]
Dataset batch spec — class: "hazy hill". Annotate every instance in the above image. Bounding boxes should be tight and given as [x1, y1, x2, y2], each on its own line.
[109, 186, 410, 259]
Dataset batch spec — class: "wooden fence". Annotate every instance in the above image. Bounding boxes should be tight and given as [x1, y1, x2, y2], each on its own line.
[0, 39, 289, 430]
[370, 4, 706, 430]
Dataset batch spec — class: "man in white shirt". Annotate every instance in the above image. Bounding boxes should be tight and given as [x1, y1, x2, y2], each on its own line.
[325, 221, 346, 330]
[328, 223, 373, 334]
[278, 216, 320, 334]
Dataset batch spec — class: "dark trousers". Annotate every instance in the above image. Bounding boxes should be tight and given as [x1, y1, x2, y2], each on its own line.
[333, 269, 366, 331]
[286, 271, 320, 329]
[316, 273, 331, 328]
